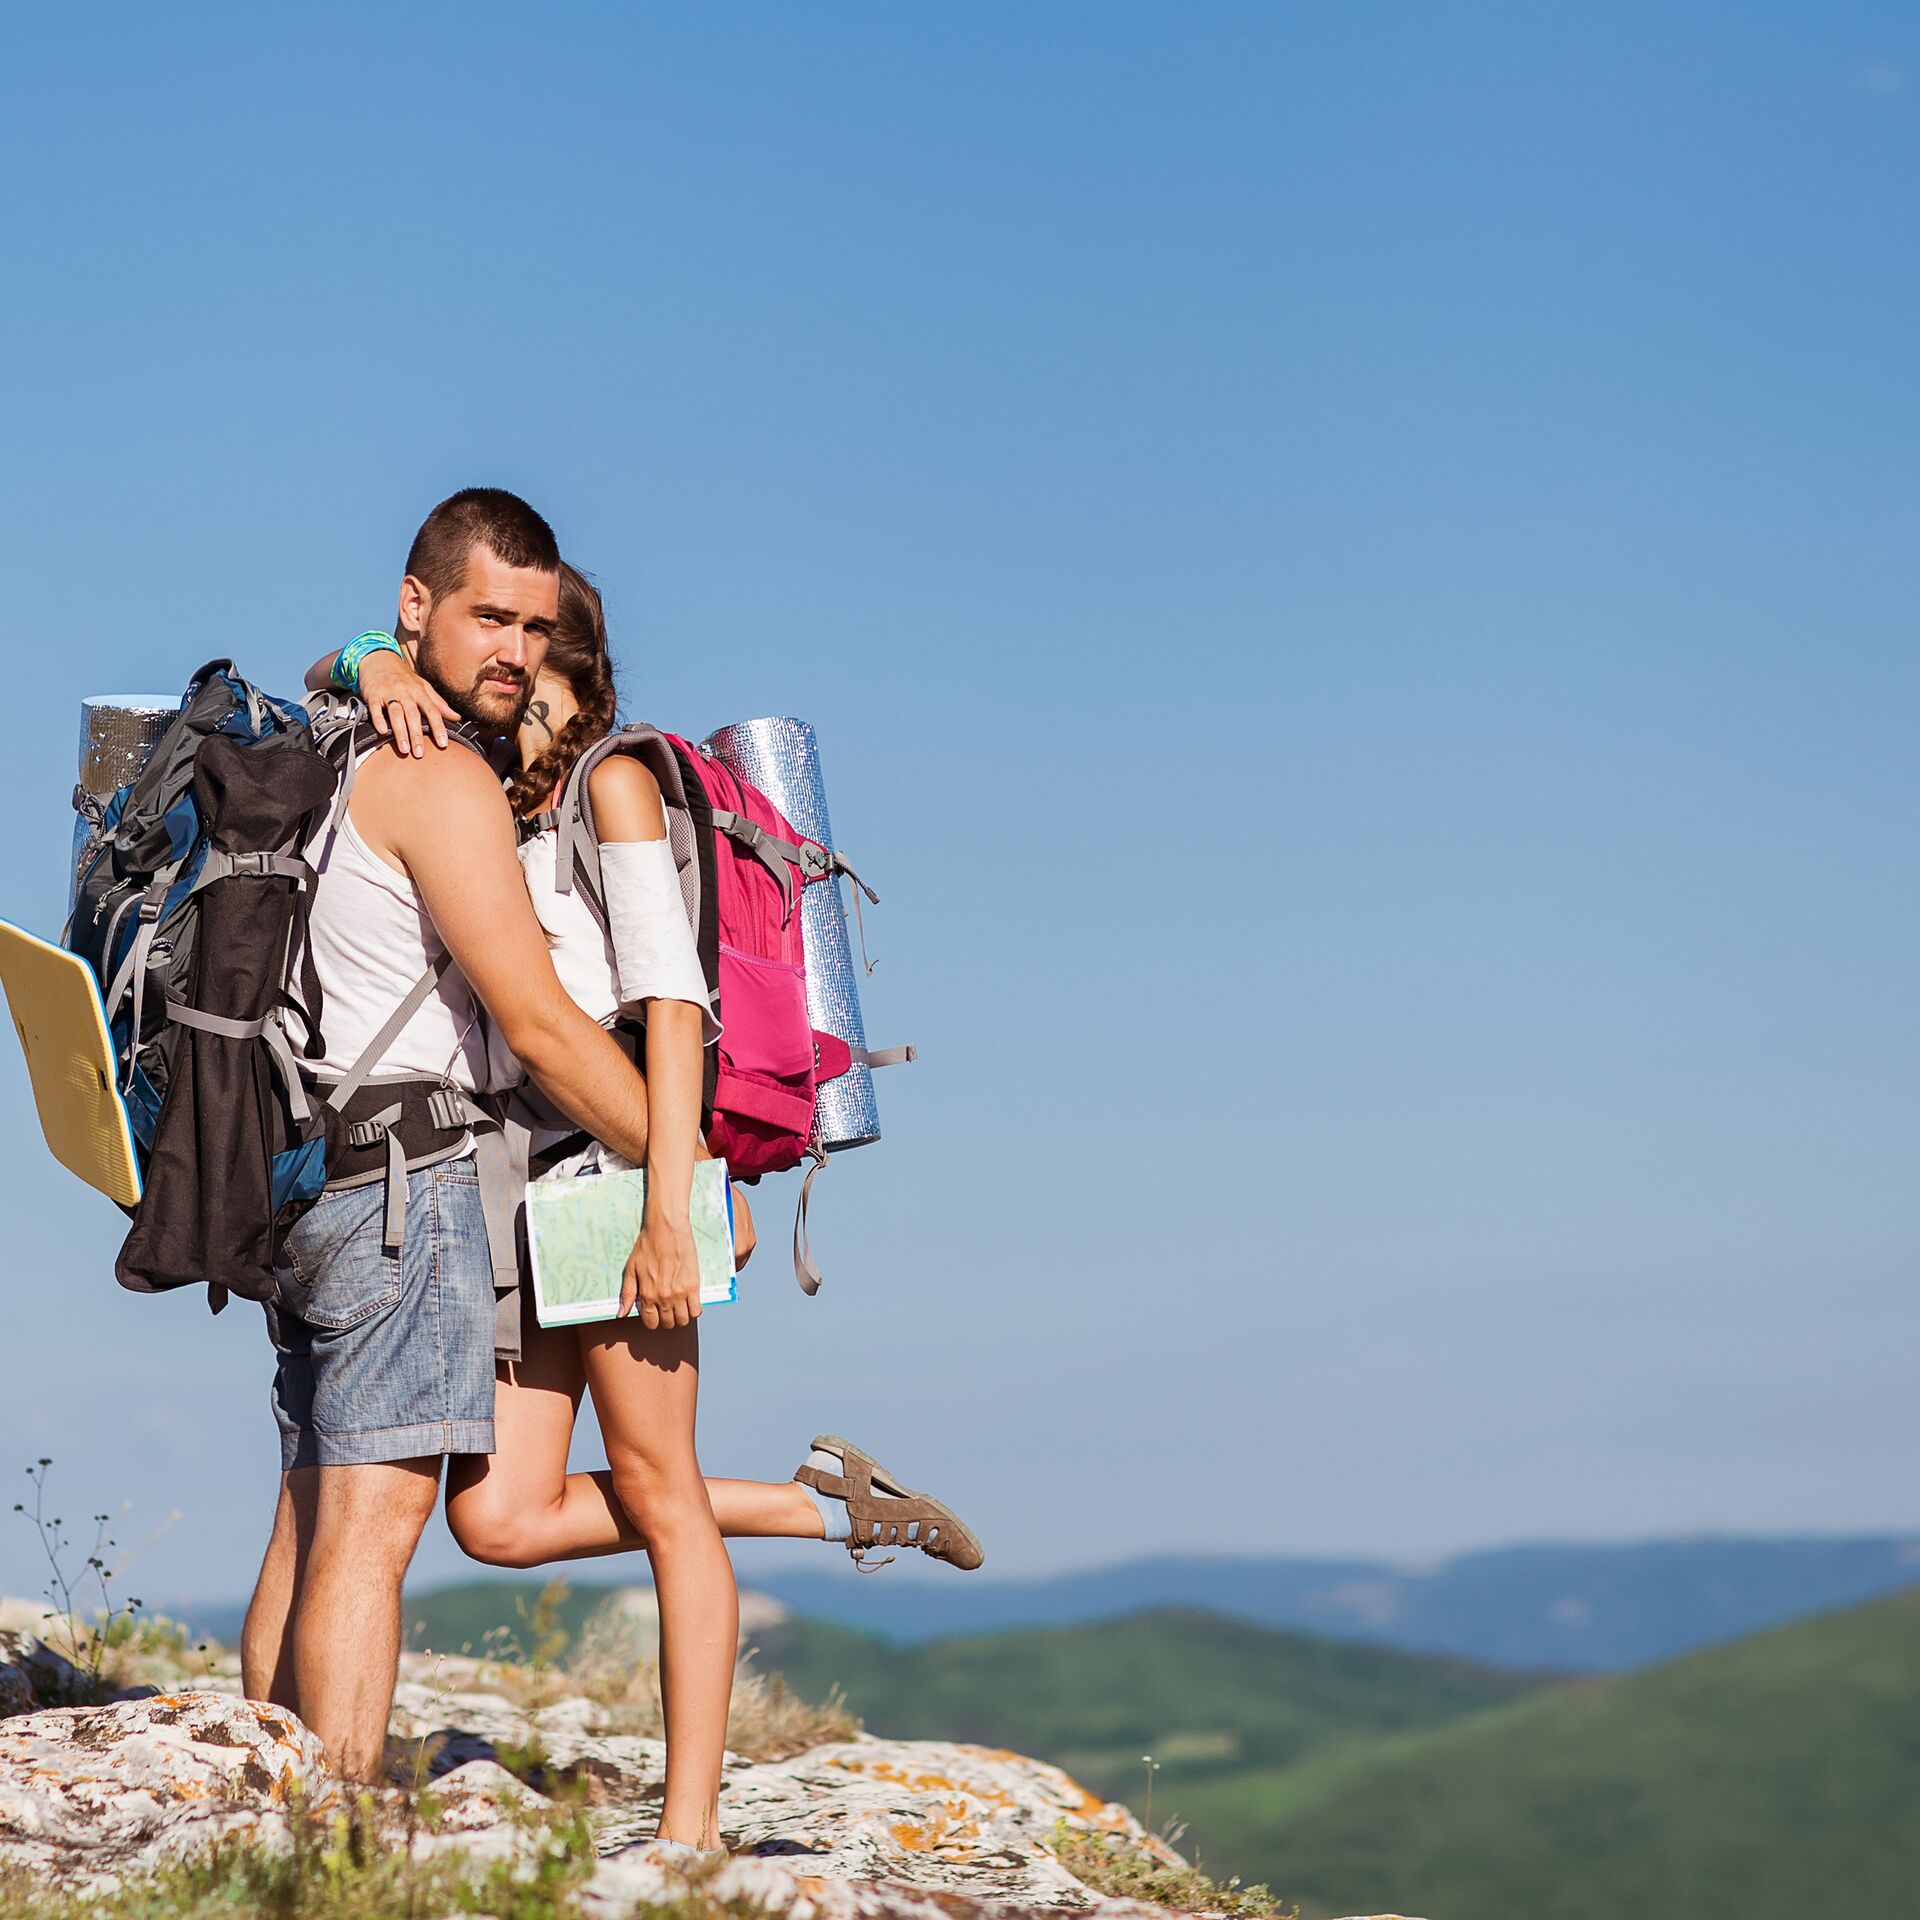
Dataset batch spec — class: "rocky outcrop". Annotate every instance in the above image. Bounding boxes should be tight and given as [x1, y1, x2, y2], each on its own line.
[0, 1692, 329, 1885]
[0, 1626, 1419, 1919]
[0, 1627, 87, 1711]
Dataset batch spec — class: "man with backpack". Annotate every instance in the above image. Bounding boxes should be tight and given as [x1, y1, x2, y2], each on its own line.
[238, 489, 725, 1782]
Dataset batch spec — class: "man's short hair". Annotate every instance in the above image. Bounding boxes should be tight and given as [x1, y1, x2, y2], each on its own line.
[405, 488, 560, 600]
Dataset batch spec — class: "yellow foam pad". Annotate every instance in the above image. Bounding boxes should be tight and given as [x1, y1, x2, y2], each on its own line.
[0, 918, 142, 1208]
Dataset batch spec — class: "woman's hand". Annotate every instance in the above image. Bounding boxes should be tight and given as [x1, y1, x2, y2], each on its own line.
[622, 1209, 703, 1330]
[359, 647, 461, 758]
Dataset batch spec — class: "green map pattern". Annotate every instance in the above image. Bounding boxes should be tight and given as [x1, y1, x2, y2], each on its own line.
[527, 1160, 736, 1325]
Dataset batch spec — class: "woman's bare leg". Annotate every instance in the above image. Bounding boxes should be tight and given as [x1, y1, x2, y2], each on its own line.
[445, 1318, 822, 1566]
[583, 1318, 735, 1849]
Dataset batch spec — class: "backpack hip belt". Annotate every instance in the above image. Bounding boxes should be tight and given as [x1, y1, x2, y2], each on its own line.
[309, 1074, 521, 1283]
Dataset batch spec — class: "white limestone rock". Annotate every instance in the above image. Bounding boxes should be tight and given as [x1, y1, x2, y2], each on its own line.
[0, 1626, 1287, 1917]
[0, 1689, 333, 1891]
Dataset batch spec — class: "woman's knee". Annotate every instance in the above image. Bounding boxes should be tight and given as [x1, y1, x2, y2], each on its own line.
[607, 1449, 704, 1538]
[446, 1488, 548, 1569]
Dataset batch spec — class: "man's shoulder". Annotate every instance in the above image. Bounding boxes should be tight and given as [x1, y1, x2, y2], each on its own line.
[354, 735, 512, 844]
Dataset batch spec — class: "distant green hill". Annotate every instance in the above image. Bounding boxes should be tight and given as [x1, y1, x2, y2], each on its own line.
[404, 1579, 1538, 1892]
[406, 1584, 1531, 1798]
[1172, 1587, 1920, 1920]
[753, 1607, 1538, 1801]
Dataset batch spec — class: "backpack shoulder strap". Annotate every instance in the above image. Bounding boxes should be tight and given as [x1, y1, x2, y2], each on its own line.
[551, 723, 696, 919]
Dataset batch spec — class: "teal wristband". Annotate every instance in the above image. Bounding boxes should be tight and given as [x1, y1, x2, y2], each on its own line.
[332, 630, 404, 695]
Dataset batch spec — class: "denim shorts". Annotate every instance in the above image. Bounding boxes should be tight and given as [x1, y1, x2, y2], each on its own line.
[265, 1155, 496, 1470]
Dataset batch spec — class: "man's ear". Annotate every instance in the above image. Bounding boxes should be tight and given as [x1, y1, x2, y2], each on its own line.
[397, 573, 433, 642]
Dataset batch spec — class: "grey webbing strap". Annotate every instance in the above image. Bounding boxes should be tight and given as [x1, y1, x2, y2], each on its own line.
[850, 1043, 917, 1069]
[103, 869, 177, 1084]
[330, 1098, 412, 1251]
[472, 1117, 529, 1291]
[327, 722, 361, 836]
[358, 1103, 407, 1251]
[100, 906, 144, 1019]
[830, 850, 880, 906]
[323, 953, 457, 1114]
[708, 809, 813, 918]
[165, 998, 315, 1124]
[190, 849, 314, 895]
[118, 893, 173, 1092]
[845, 874, 877, 975]
[104, 906, 157, 1055]
[366, 1083, 518, 1287]
[792, 1147, 828, 1296]
[166, 997, 271, 1040]
[819, 848, 881, 975]
[552, 760, 595, 898]
[262, 1017, 313, 1125]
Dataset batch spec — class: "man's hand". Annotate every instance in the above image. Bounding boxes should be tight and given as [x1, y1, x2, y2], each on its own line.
[360, 648, 461, 757]
[621, 1210, 703, 1329]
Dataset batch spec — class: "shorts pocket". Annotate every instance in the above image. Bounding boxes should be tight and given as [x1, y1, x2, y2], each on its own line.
[280, 1182, 403, 1333]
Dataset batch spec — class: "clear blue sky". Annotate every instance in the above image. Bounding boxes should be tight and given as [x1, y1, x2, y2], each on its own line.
[1, 3, 1914, 1616]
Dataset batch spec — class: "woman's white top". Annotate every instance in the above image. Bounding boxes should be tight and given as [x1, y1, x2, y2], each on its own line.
[488, 825, 717, 1172]
[298, 777, 490, 1091]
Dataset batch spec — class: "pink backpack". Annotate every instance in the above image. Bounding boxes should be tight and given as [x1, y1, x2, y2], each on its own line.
[547, 724, 911, 1290]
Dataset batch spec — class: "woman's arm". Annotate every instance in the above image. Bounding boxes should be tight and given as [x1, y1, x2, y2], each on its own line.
[590, 754, 714, 1324]
[303, 639, 459, 757]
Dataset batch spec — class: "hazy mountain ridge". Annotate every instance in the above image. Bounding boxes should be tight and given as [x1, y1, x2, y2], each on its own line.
[178, 1532, 1920, 1674]
[742, 1533, 1920, 1670]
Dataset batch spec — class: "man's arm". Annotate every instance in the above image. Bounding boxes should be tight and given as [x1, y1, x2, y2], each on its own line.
[359, 746, 652, 1167]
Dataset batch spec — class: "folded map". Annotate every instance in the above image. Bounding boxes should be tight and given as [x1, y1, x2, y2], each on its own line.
[526, 1160, 736, 1327]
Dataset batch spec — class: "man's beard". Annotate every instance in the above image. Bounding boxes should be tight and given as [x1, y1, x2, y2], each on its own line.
[413, 628, 534, 734]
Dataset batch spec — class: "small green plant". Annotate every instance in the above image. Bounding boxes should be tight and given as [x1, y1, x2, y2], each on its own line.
[10, 1458, 144, 1696]
[1049, 1818, 1294, 1919]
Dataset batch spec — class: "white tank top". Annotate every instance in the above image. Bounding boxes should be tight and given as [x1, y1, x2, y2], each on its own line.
[299, 773, 490, 1092]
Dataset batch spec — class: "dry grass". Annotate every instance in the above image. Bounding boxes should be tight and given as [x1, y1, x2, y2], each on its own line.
[1049, 1820, 1294, 1919]
[473, 1593, 857, 1762]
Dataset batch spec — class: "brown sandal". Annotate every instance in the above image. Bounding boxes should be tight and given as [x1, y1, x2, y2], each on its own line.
[795, 1434, 985, 1573]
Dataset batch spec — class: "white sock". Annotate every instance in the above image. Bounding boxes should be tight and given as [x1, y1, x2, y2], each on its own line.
[799, 1447, 853, 1543]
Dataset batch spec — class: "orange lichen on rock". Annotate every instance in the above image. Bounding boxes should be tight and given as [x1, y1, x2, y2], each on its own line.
[830, 1754, 1018, 1812]
[889, 1801, 987, 1860]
